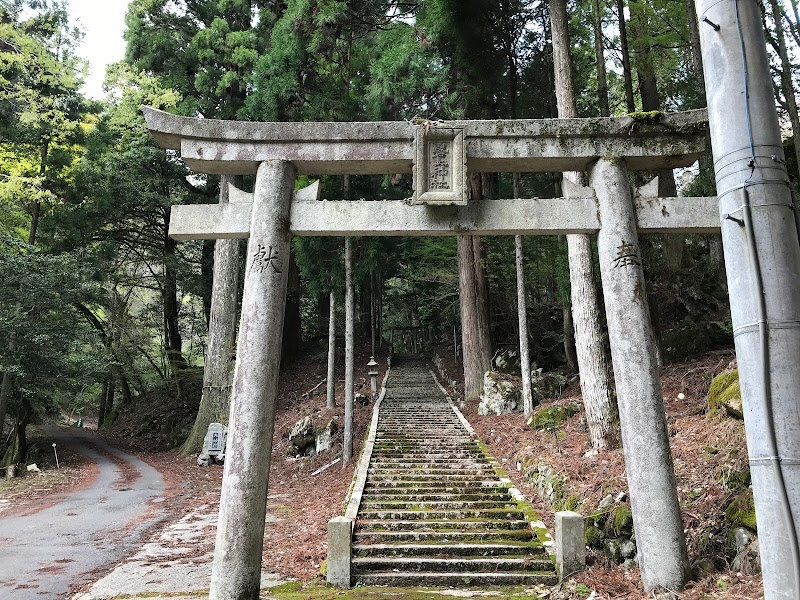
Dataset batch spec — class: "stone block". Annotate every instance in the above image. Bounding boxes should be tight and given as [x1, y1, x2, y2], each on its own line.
[555, 510, 585, 579]
[413, 125, 467, 205]
[327, 516, 352, 588]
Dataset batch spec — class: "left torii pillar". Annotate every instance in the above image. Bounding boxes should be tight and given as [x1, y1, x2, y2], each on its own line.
[210, 160, 295, 600]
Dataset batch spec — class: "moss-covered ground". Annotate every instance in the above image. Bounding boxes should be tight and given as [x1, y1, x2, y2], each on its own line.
[266, 581, 545, 599]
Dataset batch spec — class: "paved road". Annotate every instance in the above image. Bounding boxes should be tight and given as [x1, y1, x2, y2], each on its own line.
[0, 427, 165, 599]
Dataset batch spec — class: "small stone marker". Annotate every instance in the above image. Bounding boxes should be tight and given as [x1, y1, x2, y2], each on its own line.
[206, 423, 227, 456]
[327, 516, 353, 589]
[555, 510, 585, 579]
[198, 423, 227, 466]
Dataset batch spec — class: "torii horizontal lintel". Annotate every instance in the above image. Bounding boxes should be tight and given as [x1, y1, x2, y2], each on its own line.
[142, 107, 709, 176]
[169, 196, 720, 240]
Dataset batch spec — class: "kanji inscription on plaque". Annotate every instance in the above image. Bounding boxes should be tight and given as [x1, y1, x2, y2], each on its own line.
[413, 125, 467, 205]
[429, 142, 451, 190]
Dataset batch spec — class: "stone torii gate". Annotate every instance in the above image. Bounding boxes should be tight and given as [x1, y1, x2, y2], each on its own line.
[144, 106, 716, 597]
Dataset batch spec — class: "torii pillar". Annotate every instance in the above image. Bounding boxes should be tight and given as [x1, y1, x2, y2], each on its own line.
[697, 1, 800, 597]
[209, 161, 295, 599]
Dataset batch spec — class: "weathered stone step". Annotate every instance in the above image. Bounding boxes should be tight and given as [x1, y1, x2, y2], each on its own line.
[352, 571, 559, 587]
[368, 468, 495, 477]
[352, 542, 547, 558]
[360, 500, 518, 510]
[371, 448, 481, 456]
[357, 519, 531, 532]
[363, 487, 507, 498]
[372, 443, 476, 449]
[367, 474, 496, 484]
[370, 451, 484, 459]
[363, 480, 502, 490]
[343, 358, 556, 588]
[370, 454, 489, 469]
[361, 488, 503, 495]
[354, 529, 534, 544]
[358, 506, 525, 519]
[352, 556, 555, 573]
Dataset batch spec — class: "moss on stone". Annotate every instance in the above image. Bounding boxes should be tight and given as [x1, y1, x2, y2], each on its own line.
[627, 110, 662, 121]
[530, 403, 581, 431]
[725, 487, 757, 531]
[269, 583, 547, 599]
[708, 370, 741, 417]
[585, 525, 604, 549]
[610, 504, 633, 536]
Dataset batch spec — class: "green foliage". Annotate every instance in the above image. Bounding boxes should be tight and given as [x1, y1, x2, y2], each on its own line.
[366, 23, 453, 120]
[0, 238, 103, 411]
[0, 0, 91, 243]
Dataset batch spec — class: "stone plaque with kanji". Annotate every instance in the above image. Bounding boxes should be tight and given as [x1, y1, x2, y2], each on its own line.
[413, 125, 467, 205]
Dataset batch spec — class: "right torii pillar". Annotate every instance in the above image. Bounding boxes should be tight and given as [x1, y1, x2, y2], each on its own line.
[697, 1, 800, 597]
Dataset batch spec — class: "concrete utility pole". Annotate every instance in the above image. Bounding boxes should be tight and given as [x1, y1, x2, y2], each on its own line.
[696, 1, 800, 598]
[209, 161, 294, 600]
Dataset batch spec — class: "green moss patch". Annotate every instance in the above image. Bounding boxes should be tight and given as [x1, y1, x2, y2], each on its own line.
[268, 582, 546, 599]
[708, 370, 742, 418]
[725, 488, 757, 531]
[529, 403, 581, 431]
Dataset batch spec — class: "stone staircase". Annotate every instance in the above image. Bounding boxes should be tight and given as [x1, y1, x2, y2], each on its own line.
[351, 355, 557, 587]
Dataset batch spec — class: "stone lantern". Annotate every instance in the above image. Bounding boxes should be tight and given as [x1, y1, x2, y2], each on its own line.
[367, 356, 379, 400]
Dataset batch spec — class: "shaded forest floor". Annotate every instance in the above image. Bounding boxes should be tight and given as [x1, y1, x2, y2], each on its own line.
[3, 343, 763, 599]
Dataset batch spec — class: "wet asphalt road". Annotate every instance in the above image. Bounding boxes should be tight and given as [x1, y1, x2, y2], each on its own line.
[0, 428, 165, 599]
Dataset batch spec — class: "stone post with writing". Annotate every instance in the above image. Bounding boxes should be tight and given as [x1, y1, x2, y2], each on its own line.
[209, 161, 295, 600]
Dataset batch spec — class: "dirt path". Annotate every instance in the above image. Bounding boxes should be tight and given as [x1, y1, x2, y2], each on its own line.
[0, 426, 165, 599]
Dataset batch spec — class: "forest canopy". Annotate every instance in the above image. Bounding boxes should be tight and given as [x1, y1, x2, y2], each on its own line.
[1, 0, 799, 466]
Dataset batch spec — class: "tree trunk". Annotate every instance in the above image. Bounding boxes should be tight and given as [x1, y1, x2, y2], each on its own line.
[515, 236, 534, 414]
[343, 237, 354, 463]
[28, 138, 49, 247]
[472, 235, 492, 368]
[458, 174, 492, 401]
[2, 395, 31, 467]
[562, 302, 578, 371]
[630, 1, 683, 324]
[551, 0, 620, 450]
[592, 0, 611, 117]
[568, 235, 619, 449]
[98, 377, 114, 429]
[200, 240, 215, 325]
[768, 0, 800, 175]
[615, 0, 637, 112]
[163, 217, 187, 375]
[181, 176, 242, 455]
[327, 289, 336, 409]
[370, 272, 376, 356]
[0, 362, 13, 438]
[686, 0, 706, 93]
[281, 249, 301, 365]
[458, 234, 489, 401]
